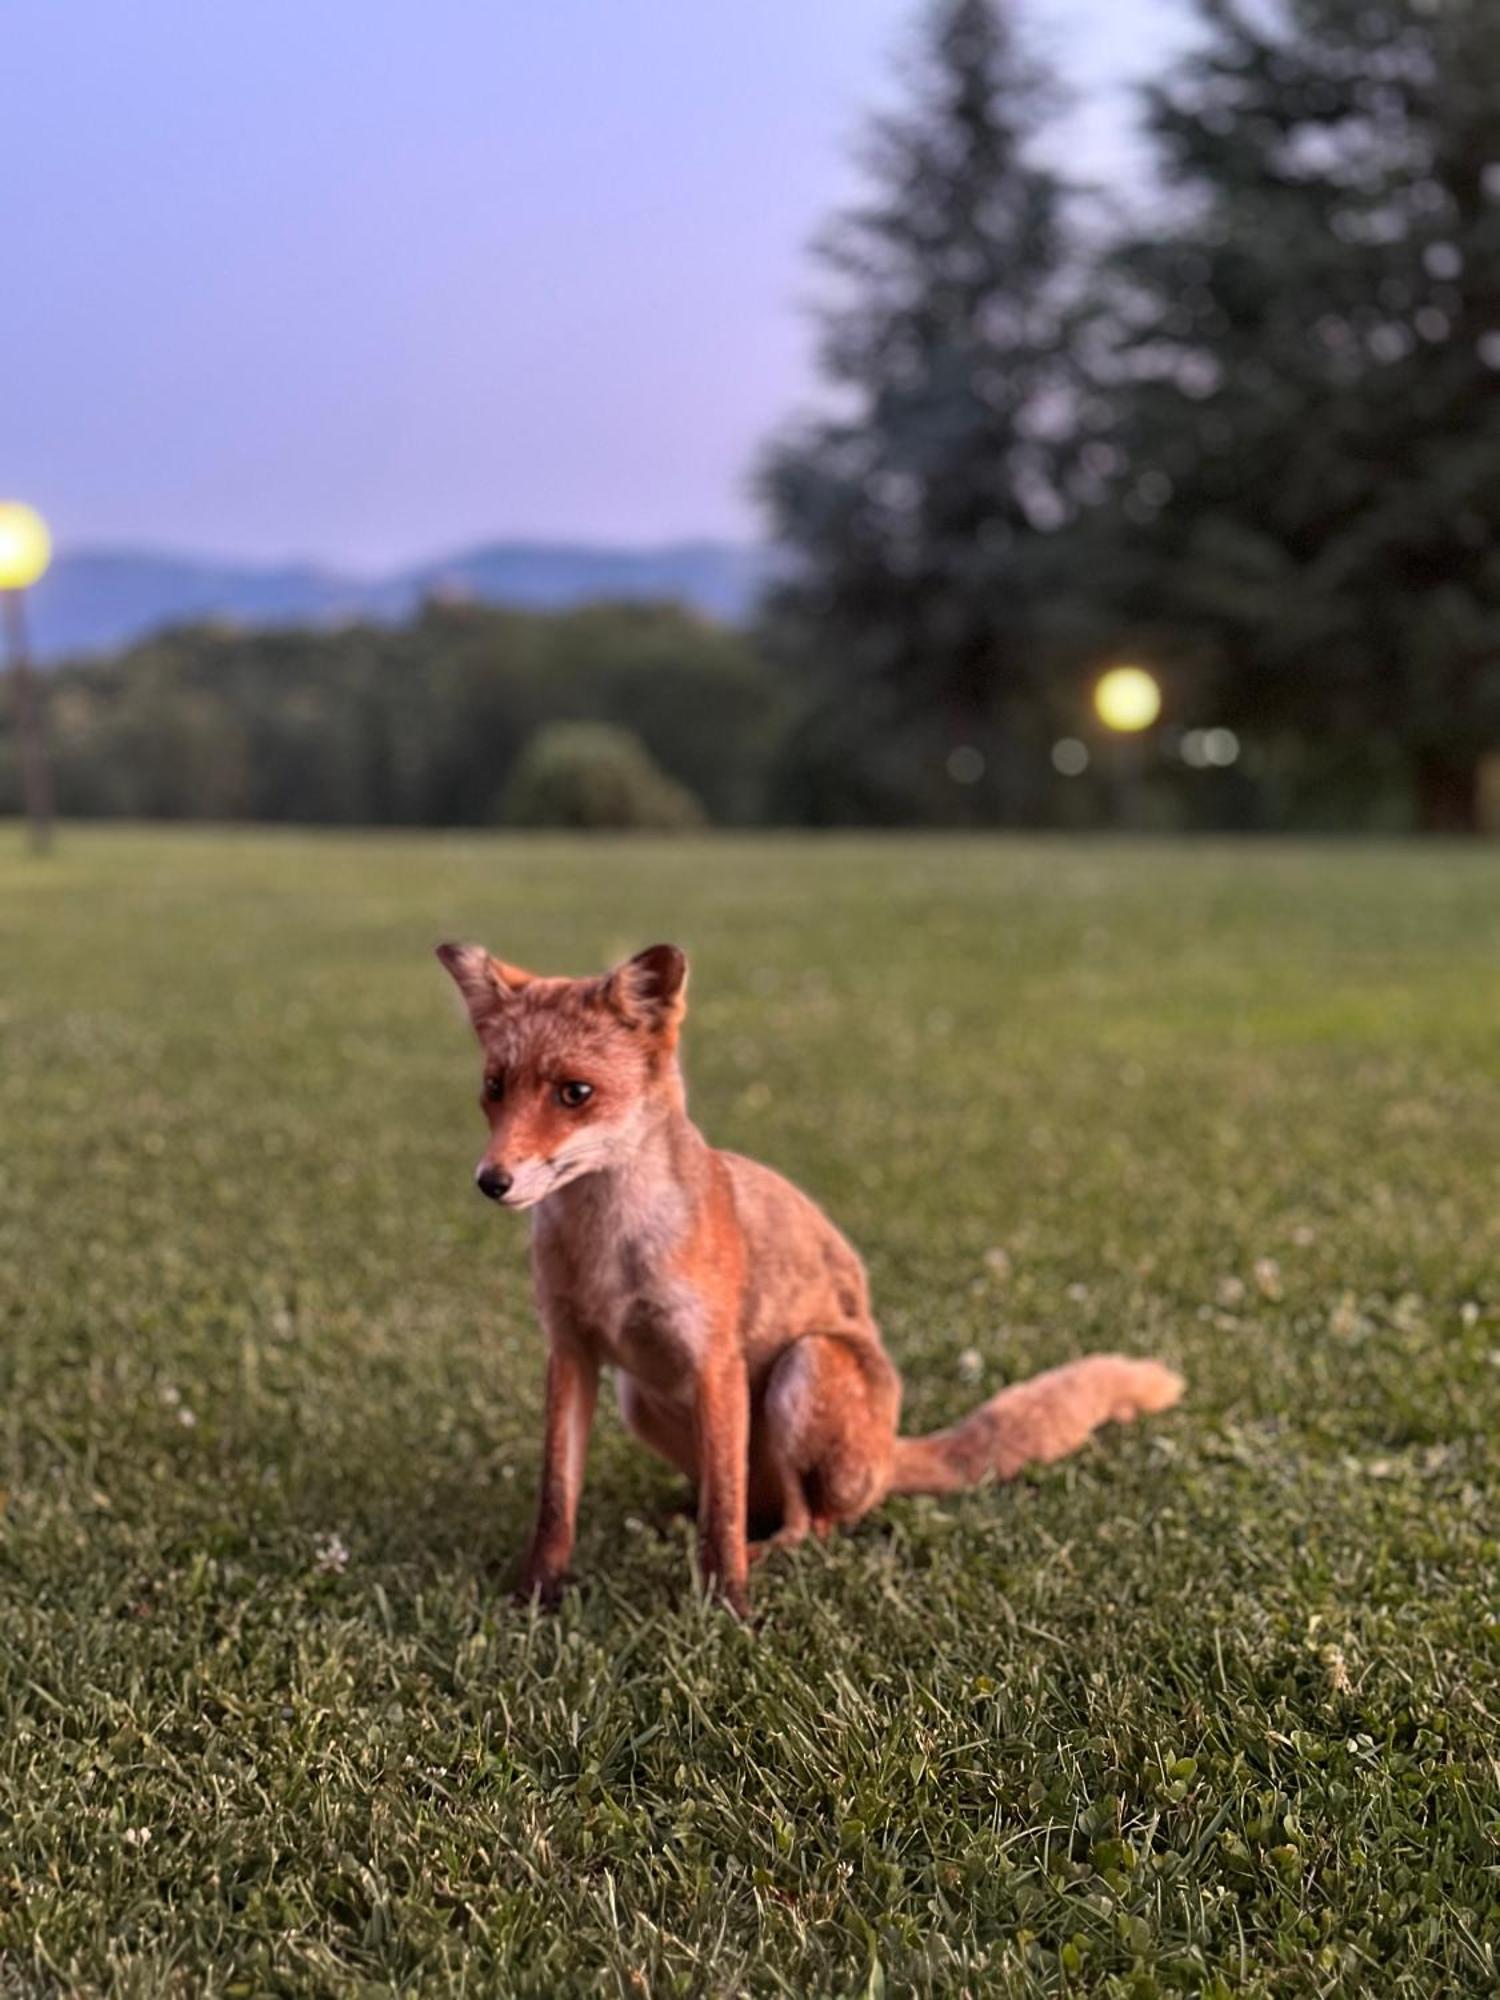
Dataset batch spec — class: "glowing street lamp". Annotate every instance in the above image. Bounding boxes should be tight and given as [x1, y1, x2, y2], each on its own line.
[0, 502, 56, 853]
[1091, 663, 1162, 829]
[1094, 664, 1162, 733]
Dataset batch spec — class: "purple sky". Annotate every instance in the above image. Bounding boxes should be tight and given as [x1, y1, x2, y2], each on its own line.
[4, 0, 1187, 570]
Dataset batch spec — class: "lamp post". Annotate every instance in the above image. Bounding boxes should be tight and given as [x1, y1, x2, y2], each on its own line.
[1094, 665, 1161, 827]
[0, 502, 55, 854]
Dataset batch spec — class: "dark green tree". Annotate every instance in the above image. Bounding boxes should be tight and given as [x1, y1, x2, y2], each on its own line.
[758, 0, 1087, 823]
[1109, 0, 1500, 830]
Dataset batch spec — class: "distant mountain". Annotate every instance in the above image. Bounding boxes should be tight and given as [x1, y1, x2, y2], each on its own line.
[408, 542, 768, 625]
[26, 539, 771, 662]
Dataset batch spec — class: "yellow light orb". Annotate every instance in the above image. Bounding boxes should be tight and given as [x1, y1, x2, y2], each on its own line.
[0, 503, 52, 591]
[1094, 665, 1161, 733]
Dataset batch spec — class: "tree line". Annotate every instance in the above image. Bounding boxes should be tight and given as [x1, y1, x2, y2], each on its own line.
[7, 0, 1499, 832]
[18, 604, 788, 831]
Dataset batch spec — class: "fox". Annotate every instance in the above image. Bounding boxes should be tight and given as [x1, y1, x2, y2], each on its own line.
[437, 939, 1184, 1617]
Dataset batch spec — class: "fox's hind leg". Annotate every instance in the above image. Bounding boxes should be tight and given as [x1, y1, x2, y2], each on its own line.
[750, 1333, 900, 1562]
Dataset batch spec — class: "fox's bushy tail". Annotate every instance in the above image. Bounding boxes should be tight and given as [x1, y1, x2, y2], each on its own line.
[887, 1354, 1184, 1497]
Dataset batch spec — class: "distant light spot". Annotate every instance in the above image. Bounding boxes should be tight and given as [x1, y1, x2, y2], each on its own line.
[1051, 737, 1089, 776]
[1479, 331, 1500, 371]
[946, 745, 986, 785]
[1095, 667, 1161, 733]
[1182, 727, 1240, 768]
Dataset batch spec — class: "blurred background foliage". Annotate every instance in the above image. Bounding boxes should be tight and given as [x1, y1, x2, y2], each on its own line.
[7, 0, 1500, 834]
[27, 603, 785, 831]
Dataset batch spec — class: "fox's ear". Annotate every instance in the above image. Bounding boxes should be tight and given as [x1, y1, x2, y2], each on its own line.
[601, 943, 688, 1035]
[435, 942, 532, 1032]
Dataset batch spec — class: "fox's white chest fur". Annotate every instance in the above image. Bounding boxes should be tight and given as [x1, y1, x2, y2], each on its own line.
[532, 1171, 707, 1403]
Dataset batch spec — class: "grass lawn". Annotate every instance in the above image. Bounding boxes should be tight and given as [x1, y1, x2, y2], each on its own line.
[2, 826, 1498, 1997]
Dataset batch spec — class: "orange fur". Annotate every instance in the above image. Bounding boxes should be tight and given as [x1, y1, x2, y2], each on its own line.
[438, 941, 1184, 1616]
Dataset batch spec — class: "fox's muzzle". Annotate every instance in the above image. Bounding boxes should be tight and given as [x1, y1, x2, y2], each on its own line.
[475, 1163, 514, 1202]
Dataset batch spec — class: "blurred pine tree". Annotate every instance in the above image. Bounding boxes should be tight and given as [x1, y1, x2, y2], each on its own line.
[1106, 0, 1500, 831]
[757, 0, 1092, 825]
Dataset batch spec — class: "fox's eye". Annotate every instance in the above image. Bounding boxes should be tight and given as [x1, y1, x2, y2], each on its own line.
[557, 1081, 593, 1109]
[483, 1075, 505, 1102]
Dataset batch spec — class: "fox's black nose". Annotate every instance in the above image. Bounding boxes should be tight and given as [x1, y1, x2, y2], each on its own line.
[475, 1164, 513, 1202]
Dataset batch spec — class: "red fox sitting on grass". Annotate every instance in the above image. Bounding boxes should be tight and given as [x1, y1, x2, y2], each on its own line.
[438, 940, 1184, 1617]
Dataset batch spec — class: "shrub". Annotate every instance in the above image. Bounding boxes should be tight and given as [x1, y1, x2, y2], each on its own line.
[498, 721, 706, 830]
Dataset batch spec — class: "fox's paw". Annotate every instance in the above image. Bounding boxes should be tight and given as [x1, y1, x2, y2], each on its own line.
[514, 1568, 570, 1611]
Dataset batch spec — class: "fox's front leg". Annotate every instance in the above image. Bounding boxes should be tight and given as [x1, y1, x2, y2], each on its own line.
[518, 1333, 599, 1606]
[694, 1350, 751, 1617]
